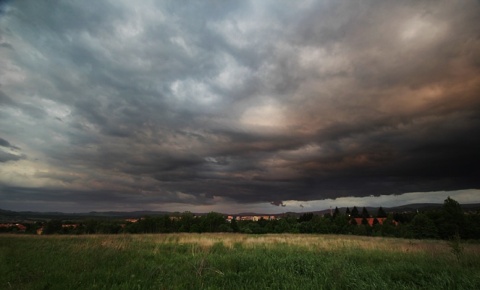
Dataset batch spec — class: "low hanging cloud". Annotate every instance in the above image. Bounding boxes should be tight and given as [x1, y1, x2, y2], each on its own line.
[0, 137, 23, 163]
[0, 0, 479, 212]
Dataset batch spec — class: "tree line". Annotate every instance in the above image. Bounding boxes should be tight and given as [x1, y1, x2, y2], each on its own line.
[3, 197, 480, 240]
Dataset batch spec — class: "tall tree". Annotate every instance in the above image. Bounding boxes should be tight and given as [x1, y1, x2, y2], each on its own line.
[351, 217, 358, 225]
[230, 217, 239, 233]
[438, 197, 465, 239]
[299, 213, 314, 222]
[380, 214, 397, 237]
[333, 207, 340, 218]
[361, 207, 370, 218]
[377, 207, 387, 218]
[178, 211, 195, 232]
[410, 213, 438, 239]
[43, 219, 63, 235]
[351, 206, 359, 218]
[202, 212, 227, 232]
[361, 217, 369, 226]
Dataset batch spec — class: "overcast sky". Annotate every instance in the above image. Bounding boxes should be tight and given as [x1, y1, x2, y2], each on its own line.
[1, 0, 479, 213]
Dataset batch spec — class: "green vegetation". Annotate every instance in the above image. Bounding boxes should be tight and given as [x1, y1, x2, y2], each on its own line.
[3, 197, 480, 255]
[5, 197, 478, 241]
[1, 234, 480, 289]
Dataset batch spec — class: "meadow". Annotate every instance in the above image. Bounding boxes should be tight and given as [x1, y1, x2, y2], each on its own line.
[1, 233, 480, 289]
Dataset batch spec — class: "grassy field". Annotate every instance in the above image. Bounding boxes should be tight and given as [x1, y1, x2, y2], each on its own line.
[1, 234, 480, 289]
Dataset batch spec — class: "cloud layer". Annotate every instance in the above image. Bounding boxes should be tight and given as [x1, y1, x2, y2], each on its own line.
[1, 1, 479, 212]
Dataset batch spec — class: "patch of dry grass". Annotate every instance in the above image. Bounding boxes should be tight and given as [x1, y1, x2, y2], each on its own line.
[116, 233, 480, 256]
[3, 233, 480, 289]
[4, 232, 479, 257]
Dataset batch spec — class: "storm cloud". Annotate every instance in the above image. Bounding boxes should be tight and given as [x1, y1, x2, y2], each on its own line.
[1, 1, 479, 212]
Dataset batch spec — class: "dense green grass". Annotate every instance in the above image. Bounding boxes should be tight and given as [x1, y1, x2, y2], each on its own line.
[1, 234, 479, 289]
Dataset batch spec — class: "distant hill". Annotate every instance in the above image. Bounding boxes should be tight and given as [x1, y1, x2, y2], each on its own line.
[1, 203, 479, 222]
[0, 209, 171, 222]
[309, 203, 480, 216]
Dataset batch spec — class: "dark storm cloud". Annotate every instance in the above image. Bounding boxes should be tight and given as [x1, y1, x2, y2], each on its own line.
[0, 137, 16, 149]
[0, 137, 23, 162]
[0, 90, 46, 119]
[0, 184, 216, 212]
[0, 150, 22, 162]
[0, 0, 479, 211]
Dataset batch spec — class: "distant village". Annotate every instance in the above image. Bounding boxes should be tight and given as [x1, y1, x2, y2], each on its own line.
[0, 214, 282, 234]
[2, 198, 479, 240]
[0, 207, 394, 235]
[0, 212, 395, 235]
